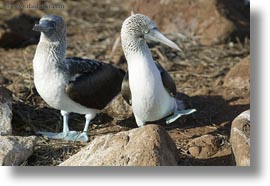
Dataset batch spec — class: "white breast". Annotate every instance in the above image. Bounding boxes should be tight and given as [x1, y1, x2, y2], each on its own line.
[128, 53, 176, 124]
[33, 61, 66, 109]
[33, 52, 99, 115]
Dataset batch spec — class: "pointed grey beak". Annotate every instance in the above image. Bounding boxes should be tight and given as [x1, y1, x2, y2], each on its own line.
[144, 28, 182, 51]
[33, 20, 55, 32]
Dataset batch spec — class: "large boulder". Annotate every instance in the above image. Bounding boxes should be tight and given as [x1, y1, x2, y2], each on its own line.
[230, 110, 250, 166]
[0, 136, 36, 166]
[60, 124, 179, 166]
[0, 87, 12, 136]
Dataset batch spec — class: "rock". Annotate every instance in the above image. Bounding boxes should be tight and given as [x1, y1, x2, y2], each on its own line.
[105, 94, 133, 117]
[0, 136, 37, 166]
[0, 87, 12, 136]
[187, 134, 225, 159]
[224, 56, 250, 89]
[130, 0, 238, 45]
[60, 125, 179, 166]
[230, 110, 250, 166]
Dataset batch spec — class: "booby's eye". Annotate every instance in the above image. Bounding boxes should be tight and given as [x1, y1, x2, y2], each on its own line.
[51, 21, 56, 28]
[144, 30, 150, 34]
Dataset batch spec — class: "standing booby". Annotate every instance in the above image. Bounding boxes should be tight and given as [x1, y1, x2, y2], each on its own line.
[121, 14, 196, 127]
[32, 15, 124, 142]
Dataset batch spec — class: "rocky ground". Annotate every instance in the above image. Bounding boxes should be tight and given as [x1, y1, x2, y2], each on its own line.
[0, 0, 250, 166]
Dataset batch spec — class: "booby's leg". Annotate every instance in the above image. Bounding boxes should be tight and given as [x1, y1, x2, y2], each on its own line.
[165, 109, 196, 124]
[62, 110, 70, 135]
[37, 110, 77, 139]
[64, 113, 95, 142]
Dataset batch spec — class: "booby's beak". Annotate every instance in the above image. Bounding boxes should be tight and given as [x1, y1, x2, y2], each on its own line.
[33, 20, 55, 32]
[144, 28, 182, 51]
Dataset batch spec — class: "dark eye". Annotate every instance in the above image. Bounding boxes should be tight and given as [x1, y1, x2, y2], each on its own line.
[51, 21, 56, 27]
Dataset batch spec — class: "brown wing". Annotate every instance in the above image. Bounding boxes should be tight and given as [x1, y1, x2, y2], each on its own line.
[65, 57, 125, 110]
[121, 60, 176, 105]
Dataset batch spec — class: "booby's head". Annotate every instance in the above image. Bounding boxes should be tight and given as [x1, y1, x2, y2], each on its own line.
[33, 15, 66, 41]
[121, 14, 181, 53]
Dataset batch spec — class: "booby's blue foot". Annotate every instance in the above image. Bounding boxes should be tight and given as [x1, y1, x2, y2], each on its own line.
[37, 131, 88, 142]
[72, 132, 89, 142]
[37, 131, 68, 139]
[63, 131, 89, 142]
[165, 109, 196, 124]
[63, 131, 84, 141]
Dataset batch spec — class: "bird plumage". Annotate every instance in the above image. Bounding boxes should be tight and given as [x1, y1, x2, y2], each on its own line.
[33, 15, 124, 141]
[65, 57, 125, 110]
[121, 60, 176, 106]
[121, 14, 195, 126]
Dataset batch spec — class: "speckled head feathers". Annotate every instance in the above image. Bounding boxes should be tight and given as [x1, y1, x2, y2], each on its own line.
[121, 14, 157, 39]
[121, 14, 158, 55]
[121, 14, 181, 56]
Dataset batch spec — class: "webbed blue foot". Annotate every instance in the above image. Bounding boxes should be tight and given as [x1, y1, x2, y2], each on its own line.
[66, 132, 89, 142]
[166, 109, 196, 124]
[37, 131, 85, 141]
[37, 111, 94, 142]
[37, 131, 89, 142]
[37, 131, 67, 139]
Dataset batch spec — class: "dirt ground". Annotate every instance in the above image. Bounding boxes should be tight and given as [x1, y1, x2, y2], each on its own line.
[0, 0, 250, 166]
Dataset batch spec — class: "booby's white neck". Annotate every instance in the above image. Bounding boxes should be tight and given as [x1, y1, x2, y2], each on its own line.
[123, 38, 156, 70]
[124, 40, 161, 95]
[34, 33, 66, 67]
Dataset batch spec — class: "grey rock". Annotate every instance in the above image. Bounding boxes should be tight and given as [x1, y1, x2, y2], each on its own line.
[224, 56, 250, 89]
[187, 134, 225, 159]
[0, 136, 37, 166]
[230, 110, 250, 166]
[60, 124, 179, 166]
[0, 87, 12, 136]
[105, 94, 133, 117]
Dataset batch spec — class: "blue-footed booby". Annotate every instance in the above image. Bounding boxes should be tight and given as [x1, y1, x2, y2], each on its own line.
[121, 14, 196, 127]
[32, 15, 124, 141]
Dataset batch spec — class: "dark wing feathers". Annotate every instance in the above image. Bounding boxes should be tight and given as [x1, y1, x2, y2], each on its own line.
[121, 60, 176, 105]
[121, 72, 132, 105]
[65, 57, 125, 110]
[65, 57, 103, 74]
[154, 61, 176, 97]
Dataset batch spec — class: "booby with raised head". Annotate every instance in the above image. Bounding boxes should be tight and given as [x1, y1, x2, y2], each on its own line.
[32, 15, 124, 141]
[121, 14, 196, 127]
